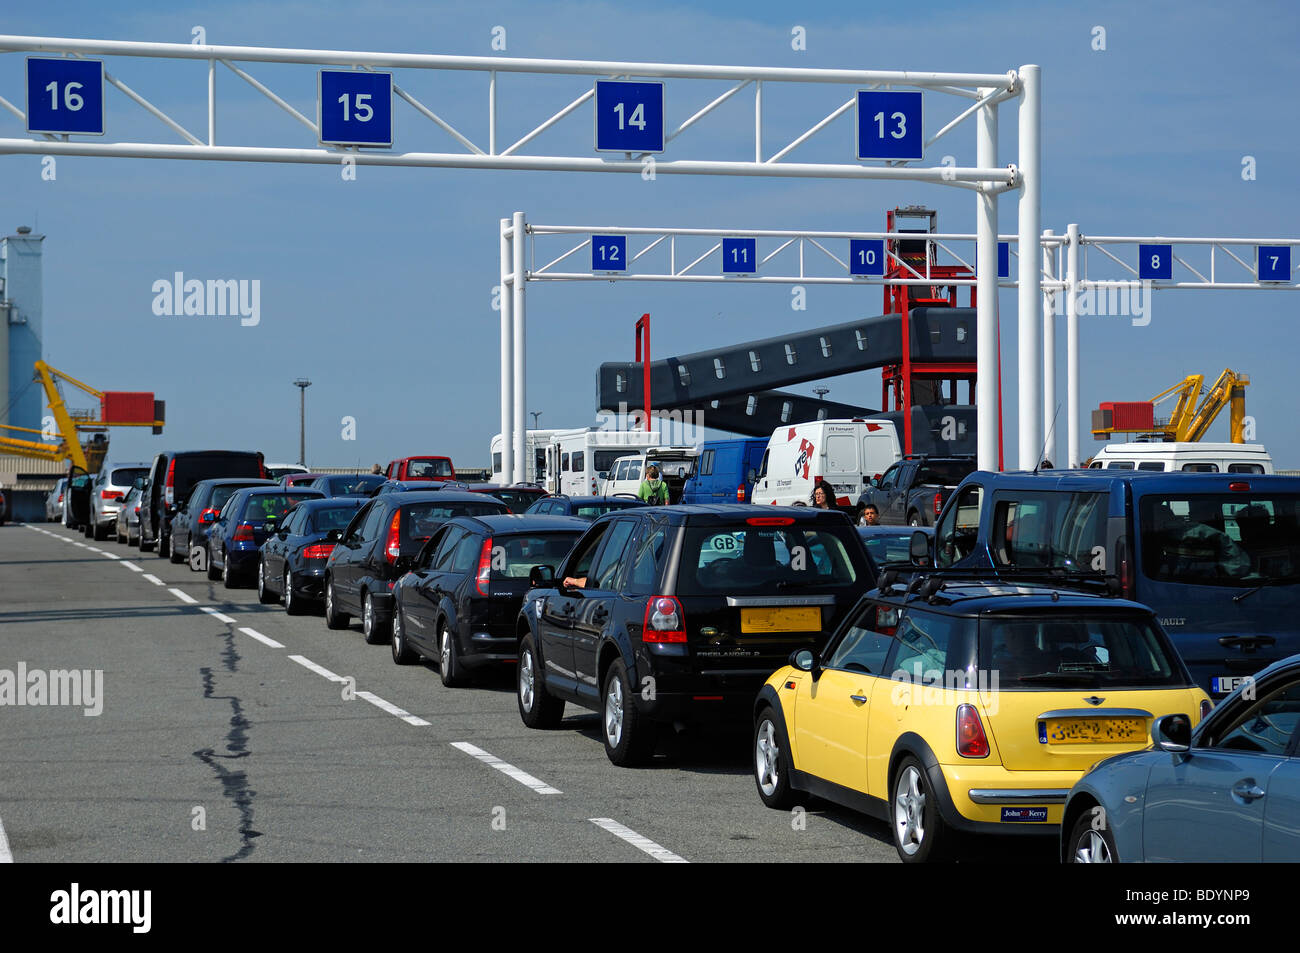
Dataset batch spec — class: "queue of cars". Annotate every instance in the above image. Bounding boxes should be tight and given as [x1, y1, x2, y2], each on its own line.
[58, 448, 1300, 863]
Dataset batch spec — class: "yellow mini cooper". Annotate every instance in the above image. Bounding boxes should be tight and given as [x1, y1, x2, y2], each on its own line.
[752, 575, 1211, 862]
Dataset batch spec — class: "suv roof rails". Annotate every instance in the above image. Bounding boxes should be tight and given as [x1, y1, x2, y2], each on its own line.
[876, 564, 1122, 603]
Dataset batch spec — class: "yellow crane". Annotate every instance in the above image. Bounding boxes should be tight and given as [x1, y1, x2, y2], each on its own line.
[0, 361, 164, 472]
[1092, 368, 1249, 442]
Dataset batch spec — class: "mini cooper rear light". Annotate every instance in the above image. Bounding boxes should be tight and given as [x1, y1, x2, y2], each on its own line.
[747, 517, 794, 526]
[956, 703, 990, 758]
[642, 596, 686, 643]
[476, 536, 493, 596]
[232, 522, 256, 542]
[385, 511, 401, 563]
[302, 543, 334, 560]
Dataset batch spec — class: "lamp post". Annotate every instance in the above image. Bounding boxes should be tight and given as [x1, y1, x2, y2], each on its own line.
[293, 379, 311, 467]
[531, 411, 542, 429]
[812, 386, 829, 400]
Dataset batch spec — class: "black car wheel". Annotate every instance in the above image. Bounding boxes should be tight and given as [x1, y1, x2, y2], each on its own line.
[1067, 806, 1118, 863]
[169, 531, 185, 563]
[257, 559, 278, 604]
[283, 578, 304, 615]
[908, 512, 922, 527]
[891, 756, 952, 863]
[517, 633, 564, 729]
[391, 609, 417, 665]
[324, 579, 350, 630]
[362, 592, 389, 645]
[93, 521, 108, 542]
[753, 707, 797, 809]
[439, 624, 465, 686]
[206, 544, 222, 581]
[222, 551, 241, 589]
[157, 528, 170, 559]
[601, 659, 656, 767]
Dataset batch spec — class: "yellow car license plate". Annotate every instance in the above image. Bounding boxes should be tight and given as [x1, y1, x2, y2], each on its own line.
[1043, 717, 1145, 745]
[740, 606, 821, 634]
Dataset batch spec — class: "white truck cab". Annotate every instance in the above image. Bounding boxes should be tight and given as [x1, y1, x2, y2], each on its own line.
[751, 418, 903, 507]
[1088, 441, 1273, 474]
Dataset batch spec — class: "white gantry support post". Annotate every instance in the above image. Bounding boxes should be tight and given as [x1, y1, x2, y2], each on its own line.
[1017, 64, 1042, 470]
[1042, 228, 1057, 465]
[975, 89, 1000, 473]
[1066, 224, 1081, 467]
[511, 211, 528, 485]
[499, 217, 514, 487]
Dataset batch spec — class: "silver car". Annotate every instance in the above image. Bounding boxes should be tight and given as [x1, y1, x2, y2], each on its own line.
[88, 463, 150, 541]
[45, 478, 68, 522]
[115, 484, 143, 545]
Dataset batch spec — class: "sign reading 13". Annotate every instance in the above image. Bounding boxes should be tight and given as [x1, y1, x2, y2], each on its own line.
[856, 90, 922, 162]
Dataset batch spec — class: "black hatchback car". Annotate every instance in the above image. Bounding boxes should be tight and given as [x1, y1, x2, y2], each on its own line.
[323, 491, 510, 644]
[257, 496, 368, 612]
[515, 505, 874, 765]
[525, 494, 646, 519]
[391, 514, 588, 685]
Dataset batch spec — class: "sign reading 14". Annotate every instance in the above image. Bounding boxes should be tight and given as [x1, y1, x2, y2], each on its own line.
[594, 80, 665, 153]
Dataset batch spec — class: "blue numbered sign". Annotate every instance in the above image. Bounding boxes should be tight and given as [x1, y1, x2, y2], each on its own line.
[722, 238, 757, 275]
[26, 57, 104, 136]
[319, 70, 393, 147]
[850, 239, 885, 277]
[1138, 244, 1173, 281]
[594, 81, 664, 153]
[857, 91, 922, 161]
[998, 241, 1010, 279]
[592, 235, 627, 273]
[1258, 245, 1291, 282]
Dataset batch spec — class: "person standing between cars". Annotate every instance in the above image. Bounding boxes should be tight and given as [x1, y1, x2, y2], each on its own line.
[370, 463, 382, 474]
[638, 464, 670, 506]
[859, 503, 880, 526]
[811, 480, 836, 509]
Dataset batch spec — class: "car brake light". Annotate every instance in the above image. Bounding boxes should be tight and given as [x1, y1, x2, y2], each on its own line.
[1198, 699, 1213, 721]
[385, 511, 401, 563]
[232, 522, 256, 542]
[164, 459, 175, 505]
[1229, 482, 1250, 492]
[477, 536, 493, 595]
[302, 543, 334, 560]
[133, 505, 140, 515]
[642, 596, 686, 643]
[956, 703, 990, 758]
[737, 484, 745, 502]
[747, 516, 794, 526]
[934, 491, 943, 517]
[200, 507, 219, 523]
[100, 490, 121, 500]
[58, 493, 63, 503]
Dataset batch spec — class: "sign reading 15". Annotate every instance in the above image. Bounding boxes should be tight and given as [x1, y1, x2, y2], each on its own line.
[318, 70, 393, 147]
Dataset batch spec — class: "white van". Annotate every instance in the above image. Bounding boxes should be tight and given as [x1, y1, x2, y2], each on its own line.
[600, 447, 700, 500]
[491, 428, 662, 495]
[750, 418, 903, 507]
[1087, 441, 1273, 474]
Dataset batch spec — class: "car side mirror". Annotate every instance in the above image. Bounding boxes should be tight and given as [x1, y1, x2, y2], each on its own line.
[598, 471, 609, 481]
[529, 564, 556, 588]
[909, 530, 931, 565]
[1153, 713, 1191, 754]
[790, 649, 818, 675]
[326, 529, 342, 542]
[747, 468, 757, 484]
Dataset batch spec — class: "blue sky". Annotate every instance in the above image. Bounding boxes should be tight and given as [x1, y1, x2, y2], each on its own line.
[5, 0, 1299, 470]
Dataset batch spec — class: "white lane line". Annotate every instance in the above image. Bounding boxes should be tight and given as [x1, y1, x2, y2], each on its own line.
[0, 816, 11, 863]
[87, 547, 104, 555]
[100, 552, 121, 560]
[589, 818, 688, 863]
[239, 627, 284, 649]
[120, 561, 143, 573]
[288, 655, 346, 682]
[142, 574, 164, 586]
[355, 691, 431, 727]
[199, 606, 235, 623]
[168, 587, 198, 604]
[450, 741, 562, 795]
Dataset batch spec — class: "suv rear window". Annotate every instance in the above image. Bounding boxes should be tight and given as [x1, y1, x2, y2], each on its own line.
[174, 453, 263, 498]
[111, 467, 149, 486]
[676, 523, 861, 594]
[308, 505, 362, 533]
[491, 533, 581, 578]
[406, 458, 453, 479]
[983, 613, 1186, 689]
[915, 461, 974, 486]
[1138, 493, 1300, 587]
[327, 474, 384, 495]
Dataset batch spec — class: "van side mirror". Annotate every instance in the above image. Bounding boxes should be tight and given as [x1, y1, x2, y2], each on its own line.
[747, 468, 757, 484]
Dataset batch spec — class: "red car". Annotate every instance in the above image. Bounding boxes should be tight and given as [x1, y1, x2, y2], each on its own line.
[384, 456, 456, 482]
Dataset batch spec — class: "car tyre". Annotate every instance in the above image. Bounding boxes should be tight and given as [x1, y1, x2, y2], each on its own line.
[205, 544, 222, 581]
[283, 578, 304, 615]
[169, 532, 185, 563]
[222, 551, 239, 589]
[324, 578, 350, 630]
[601, 659, 656, 767]
[438, 624, 466, 686]
[517, 633, 564, 728]
[93, 521, 108, 541]
[390, 609, 417, 664]
[891, 756, 953, 863]
[908, 512, 922, 527]
[753, 707, 798, 809]
[362, 592, 389, 645]
[257, 559, 278, 604]
[1067, 806, 1118, 863]
[157, 527, 171, 558]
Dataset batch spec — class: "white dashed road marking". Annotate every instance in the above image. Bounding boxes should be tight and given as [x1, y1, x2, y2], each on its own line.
[199, 606, 235, 623]
[450, 742, 562, 795]
[355, 691, 430, 727]
[120, 561, 143, 572]
[288, 655, 346, 682]
[238, 627, 284, 649]
[589, 818, 687, 863]
[169, 588, 198, 605]
[0, 816, 11, 863]
[142, 574, 163, 586]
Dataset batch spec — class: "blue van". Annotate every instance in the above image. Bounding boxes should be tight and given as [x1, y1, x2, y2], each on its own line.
[932, 469, 1300, 699]
[680, 438, 768, 504]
